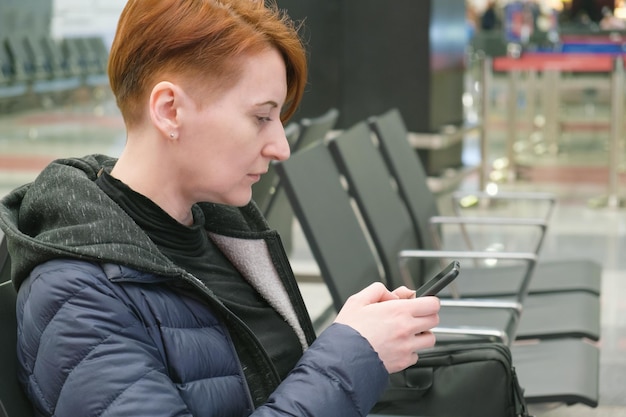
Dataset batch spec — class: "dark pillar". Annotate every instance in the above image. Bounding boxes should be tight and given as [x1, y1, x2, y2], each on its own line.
[277, 0, 467, 133]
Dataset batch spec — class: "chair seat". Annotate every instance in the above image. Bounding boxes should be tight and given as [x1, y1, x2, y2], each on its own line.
[515, 292, 600, 341]
[440, 259, 602, 298]
[437, 290, 600, 343]
[512, 339, 600, 407]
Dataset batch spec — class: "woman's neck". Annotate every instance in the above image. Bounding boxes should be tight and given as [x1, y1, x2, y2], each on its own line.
[111, 141, 194, 226]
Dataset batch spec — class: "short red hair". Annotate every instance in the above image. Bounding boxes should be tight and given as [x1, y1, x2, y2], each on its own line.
[108, 0, 307, 126]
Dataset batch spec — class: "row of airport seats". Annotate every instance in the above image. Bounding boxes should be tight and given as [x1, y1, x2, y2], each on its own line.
[273, 107, 602, 412]
[0, 34, 109, 107]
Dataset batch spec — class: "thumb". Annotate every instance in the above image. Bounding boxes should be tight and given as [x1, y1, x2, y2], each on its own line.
[392, 286, 417, 299]
[349, 282, 397, 306]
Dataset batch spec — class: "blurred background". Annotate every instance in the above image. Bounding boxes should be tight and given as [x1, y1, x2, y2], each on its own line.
[1, 1, 626, 415]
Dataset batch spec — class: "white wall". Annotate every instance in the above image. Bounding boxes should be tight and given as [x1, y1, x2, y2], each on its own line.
[51, 0, 126, 46]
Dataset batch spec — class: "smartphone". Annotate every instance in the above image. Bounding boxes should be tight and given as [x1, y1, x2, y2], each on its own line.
[414, 260, 460, 297]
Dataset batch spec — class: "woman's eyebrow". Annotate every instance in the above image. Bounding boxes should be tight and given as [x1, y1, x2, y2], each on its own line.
[255, 100, 279, 108]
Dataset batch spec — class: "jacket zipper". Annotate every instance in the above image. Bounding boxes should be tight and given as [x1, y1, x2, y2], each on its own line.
[177, 270, 282, 406]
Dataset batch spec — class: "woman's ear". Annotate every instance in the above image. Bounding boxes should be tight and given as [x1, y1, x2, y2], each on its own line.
[149, 81, 181, 139]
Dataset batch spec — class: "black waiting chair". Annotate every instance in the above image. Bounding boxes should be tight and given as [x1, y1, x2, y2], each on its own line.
[291, 107, 340, 152]
[279, 132, 521, 345]
[0, 36, 29, 102]
[368, 108, 603, 297]
[264, 107, 340, 216]
[80, 36, 111, 87]
[257, 107, 340, 256]
[264, 108, 340, 255]
[4, 36, 39, 84]
[0, 235, 35, 417]
[327, 121, 600, 343]
[62, 37, 104, 87]
[274, 140, 599, 408]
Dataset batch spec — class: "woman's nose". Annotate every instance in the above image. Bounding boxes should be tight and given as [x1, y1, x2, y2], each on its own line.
[264, 125, 291, 161]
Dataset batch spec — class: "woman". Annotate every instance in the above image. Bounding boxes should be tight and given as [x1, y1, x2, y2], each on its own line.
[0, 0, 440, 416]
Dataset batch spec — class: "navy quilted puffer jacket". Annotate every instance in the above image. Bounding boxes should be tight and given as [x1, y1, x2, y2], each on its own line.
[0, 155, 389, 417]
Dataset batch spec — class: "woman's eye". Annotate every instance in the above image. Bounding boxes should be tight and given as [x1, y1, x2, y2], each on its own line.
[257, 116, 272, 123]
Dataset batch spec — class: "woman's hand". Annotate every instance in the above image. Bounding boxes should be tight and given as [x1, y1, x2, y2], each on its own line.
[334, 282, 440, 374]
[391, 285, 416, 299]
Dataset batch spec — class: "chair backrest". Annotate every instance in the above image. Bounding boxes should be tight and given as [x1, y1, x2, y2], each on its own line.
[261, 108, 338, 254]
[292, 107, 340, 152]
[367, 108, 442, 273]
[38, 36, 65, 78]
[327, 121, 428, 289]
[62, 37, 90, 78]
[274, 140, 386, 310]
[0, 40, 12, 84]
[4, 36, 32, 81]
[83, 36, 109, 75]
[262, 108, 339, 216]
[265, 107, 340, 217]
[0, 236, 35, 417]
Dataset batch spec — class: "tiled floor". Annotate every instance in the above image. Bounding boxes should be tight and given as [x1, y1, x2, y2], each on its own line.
[1, 80, 626, 416]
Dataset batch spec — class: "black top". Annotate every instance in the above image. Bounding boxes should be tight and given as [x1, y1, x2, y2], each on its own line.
[97, 171, 301, 380]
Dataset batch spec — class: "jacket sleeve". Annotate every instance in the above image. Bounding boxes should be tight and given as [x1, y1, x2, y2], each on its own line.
[16, 261, 195, 417]
[252, 323, 390, 417]
[18, 260, 388, 417]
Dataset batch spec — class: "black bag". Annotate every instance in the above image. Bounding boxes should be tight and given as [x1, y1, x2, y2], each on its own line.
[372, 343, 532, 417]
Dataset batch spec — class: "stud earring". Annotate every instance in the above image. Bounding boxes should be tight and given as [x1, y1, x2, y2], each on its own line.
[169, 132, 175, 139]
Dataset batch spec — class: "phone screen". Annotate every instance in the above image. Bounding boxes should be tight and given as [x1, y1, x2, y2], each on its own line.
[414, 260, 460, 297]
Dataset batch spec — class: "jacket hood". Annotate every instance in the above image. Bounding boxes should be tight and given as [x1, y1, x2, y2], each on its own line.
[0, 154, 269, 288]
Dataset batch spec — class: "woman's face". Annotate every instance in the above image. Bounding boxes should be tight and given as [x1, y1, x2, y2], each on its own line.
[177, 47, 290, 207]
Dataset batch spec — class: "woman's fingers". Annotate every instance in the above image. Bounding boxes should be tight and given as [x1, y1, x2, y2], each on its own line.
[334, 286, 441, 374]
[391, 286, 416, 299]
